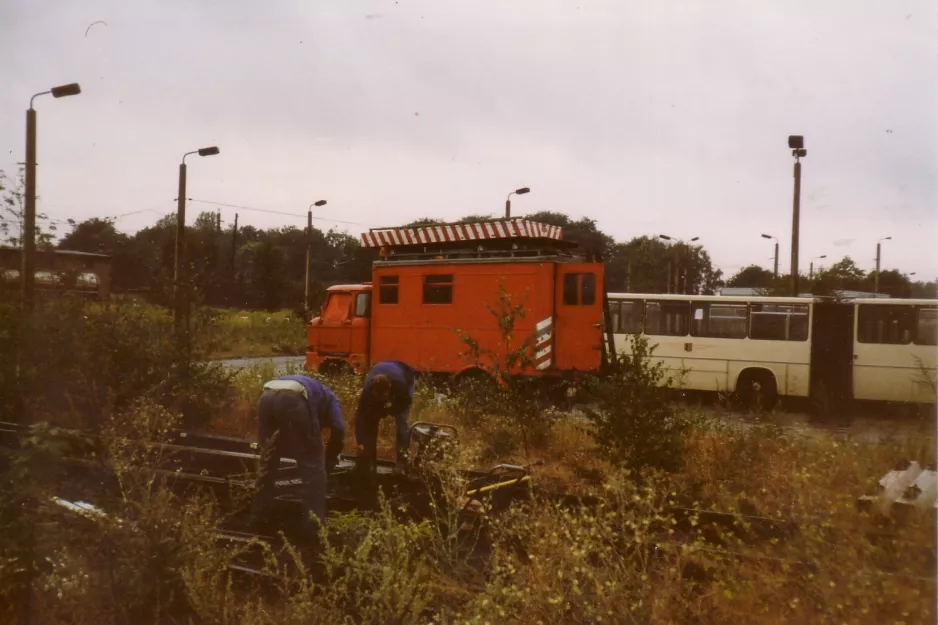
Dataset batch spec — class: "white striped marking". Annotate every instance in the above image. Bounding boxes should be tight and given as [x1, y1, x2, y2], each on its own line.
[536, 317, 552, 331]
[535, 345, 552, 361]
[535, 358, 552, 371]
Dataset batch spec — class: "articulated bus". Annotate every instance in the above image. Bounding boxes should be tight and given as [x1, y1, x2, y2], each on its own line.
[605, 293, 937, 407]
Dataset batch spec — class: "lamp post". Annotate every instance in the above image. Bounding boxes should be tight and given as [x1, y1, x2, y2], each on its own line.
[22, 82, 82, 312]
[305, 200, 327, 318]
[761, 234, 779, 278]
[809, 254, 827, 280]
[505, 187, 530, 219]
[173, 146, 220, 333]
[874, 236, 891, 294]
[659, 234, 699, 294]
[788, 135, 807, 297]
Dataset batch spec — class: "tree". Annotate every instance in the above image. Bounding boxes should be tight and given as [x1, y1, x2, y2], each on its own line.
[0, 167, 57, 248]
[727, 265, 775, 289]
[811, 256, 866, 296]
[859, 269, 913, 298]
[607, 236, 722, 294]
[59, 218, 129, 255]
[910, 280, 938, 299]
[524, 211, 614, 259]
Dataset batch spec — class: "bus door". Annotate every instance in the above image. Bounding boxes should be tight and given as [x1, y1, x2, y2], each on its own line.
[553, 264, 604, 371]
[809, 302, 854, 410]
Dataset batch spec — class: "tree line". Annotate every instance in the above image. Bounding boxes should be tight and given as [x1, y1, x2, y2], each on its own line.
[3, 167, 933, 310]
[725, 258, 937, 299]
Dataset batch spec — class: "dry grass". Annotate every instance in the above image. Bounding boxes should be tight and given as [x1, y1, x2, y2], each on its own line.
[7, 361, 935, 624]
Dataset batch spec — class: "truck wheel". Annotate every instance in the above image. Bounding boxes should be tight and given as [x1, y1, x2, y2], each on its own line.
[319, 360, 353, 378]
[454, 369, 497, 398]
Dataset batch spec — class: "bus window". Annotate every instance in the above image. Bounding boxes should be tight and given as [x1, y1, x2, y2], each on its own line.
[750, 303, 809, 341]
[857, 304, 914, 345]
[915, 306, 937, 346]
[645, 300, 689, 336]
[617, 299, 644, 334]
[691, 302, 747, 339]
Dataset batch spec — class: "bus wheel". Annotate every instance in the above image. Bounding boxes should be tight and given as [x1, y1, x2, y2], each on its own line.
[736, 371, 778, 413]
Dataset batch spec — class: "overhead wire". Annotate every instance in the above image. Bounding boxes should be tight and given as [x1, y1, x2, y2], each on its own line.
[186, 198, 370, 227]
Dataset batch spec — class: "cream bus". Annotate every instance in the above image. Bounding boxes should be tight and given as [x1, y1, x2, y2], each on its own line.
[605, 293, 937, 408]
[843, 298, 936, 403]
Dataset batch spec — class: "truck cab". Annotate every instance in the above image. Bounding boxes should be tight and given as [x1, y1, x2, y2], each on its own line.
[306, 284, 372, 375]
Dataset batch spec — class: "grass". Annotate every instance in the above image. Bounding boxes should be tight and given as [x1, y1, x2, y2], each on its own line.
[197, 308, 307, 360]
[3, 300, 936, 624]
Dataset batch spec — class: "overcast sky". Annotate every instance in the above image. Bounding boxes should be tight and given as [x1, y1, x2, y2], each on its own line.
[2, 0, 936, 280]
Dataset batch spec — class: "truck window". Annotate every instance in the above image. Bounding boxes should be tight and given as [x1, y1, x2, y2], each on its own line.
[423, 274, 453, 304]
[562, 272, 597, 306]
[322, 292, 352, 322]
[563, 274, 579, 305]
[379, 276, 398, 304]
[355, 292, 371, 317]
[581, 273, 596, 305]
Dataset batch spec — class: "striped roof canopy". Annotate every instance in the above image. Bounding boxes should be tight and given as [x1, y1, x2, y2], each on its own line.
[361, 219, 563, 248]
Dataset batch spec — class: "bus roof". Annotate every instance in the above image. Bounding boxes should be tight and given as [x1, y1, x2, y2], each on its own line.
[607, 292, 815, 304]
[843, 297, 937, 306]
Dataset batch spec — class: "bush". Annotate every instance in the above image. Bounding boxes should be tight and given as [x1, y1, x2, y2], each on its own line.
[583, 333, 692, 474]
[3, 297, 233, 430]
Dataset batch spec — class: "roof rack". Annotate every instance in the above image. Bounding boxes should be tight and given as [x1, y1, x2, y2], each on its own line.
[361, 218, 564, 249]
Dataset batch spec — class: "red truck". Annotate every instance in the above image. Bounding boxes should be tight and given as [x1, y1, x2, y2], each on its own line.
[305, 218, 606, 385]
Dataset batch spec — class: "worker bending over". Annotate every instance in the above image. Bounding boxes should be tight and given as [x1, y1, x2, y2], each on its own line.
[249, 374, 346, 532]
[354, 361, 416, 474]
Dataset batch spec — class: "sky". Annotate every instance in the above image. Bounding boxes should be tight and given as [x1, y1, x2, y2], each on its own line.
[2, 0, 937, 280]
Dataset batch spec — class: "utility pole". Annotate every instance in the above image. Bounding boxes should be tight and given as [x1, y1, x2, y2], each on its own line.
[788, 136, 806, 297]
[22, 108, 37, 312]
[305, 209, 312, 318]
[773, 241, 778, 278]
[874, 237, 891, 294]
[305, 200, 327, 319]
[173, 162, 187, 333]
[230, 213, 238, 305]
[21, 82, 81, 312]
[172, 146, 219, 337]
[505, 187, 530, 219]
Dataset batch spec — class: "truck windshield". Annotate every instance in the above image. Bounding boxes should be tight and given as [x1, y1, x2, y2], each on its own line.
[322, 292, 353, 322]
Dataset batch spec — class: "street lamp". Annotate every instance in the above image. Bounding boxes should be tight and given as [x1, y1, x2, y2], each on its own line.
[761, 234, 779, 278]
[505, 187, 530, 219]
[658, 234, 699, 293]
[21, 82, 82, 311]
[305, 199, 328, 318]
[173, 146, 220, 332]
[809, 254, 827, 280]
[874, 236, 891, 294]
[788, 135, 807, 296]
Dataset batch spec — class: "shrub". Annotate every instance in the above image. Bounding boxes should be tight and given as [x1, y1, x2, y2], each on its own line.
[4, 297, 233, 430]
[583, 333, 692, 474]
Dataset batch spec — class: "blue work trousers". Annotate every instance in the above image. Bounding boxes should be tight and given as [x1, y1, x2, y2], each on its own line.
[249, 390, 327, 530]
